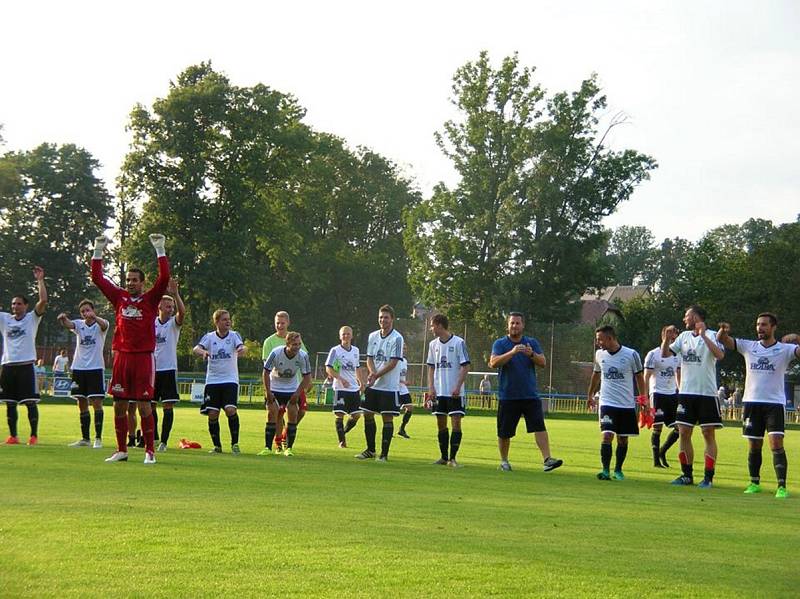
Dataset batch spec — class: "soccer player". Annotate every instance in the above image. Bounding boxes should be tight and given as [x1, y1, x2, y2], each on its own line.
[0, 266, 47, 445]
[194, 310, 245, 454]
[57, 300, 109, 448]
[587, 326, 646, 481]
[91, 234, 169, 464]
[261, 332, 311, 457]
[153, 279, 185, 452]
[662, 304, 725, 488]
[325, 326, 364, 448]
[426, 314, 470, 468]
[356, 304, 404, 462]
[489, 312, 562, 473]
[717, 314, 800, 499]
[262, 311, 310, 450]
[397, 345, 413, 438]
[644, 325, 681, 467]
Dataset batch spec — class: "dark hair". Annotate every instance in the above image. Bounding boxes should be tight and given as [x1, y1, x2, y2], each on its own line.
[78, 299, 94, 310]
[431, 313, 449, 329]
[508, 311, 525, 323]
[127, 268, 145, 282]
[687, 304, 707, 322]
[12, 295, 29, 305]
[379, 304, 395, 318]
[757, 312, 778, 326]
[595, 325, 616, 337]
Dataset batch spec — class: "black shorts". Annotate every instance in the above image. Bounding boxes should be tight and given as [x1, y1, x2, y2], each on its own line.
[599, 405, 639, 437]
[271, 391, 299, 407]
[333, 390, 362, 415]
[71, 369, 105, 399]
[362, 388, 400, 415]
[432, 396, 467, 416]
[653, 392, 678, 427]
[399, 393, 413, 407]
[153, 370, 180, 403]
[675, 393, 723, 428]
[496, 399, 545, 438]
[200, 383, 238, 414]
[0, 363, 39, 404]
[742, 402, 785, 439]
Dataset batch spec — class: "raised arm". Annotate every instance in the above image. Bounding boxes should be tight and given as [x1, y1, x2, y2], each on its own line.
[147, 234, 170, 303]
[57, 313, 76, 331]
[716, 322, 735, 351]
[90, 236, 122, 303]
[168, 279, 186, 326]
[697, 321, 725, 360]
[33, 266, 47, 315]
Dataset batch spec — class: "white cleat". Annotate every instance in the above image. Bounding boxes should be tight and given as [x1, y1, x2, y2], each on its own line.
[93, 438, 103, 449]
[68, 439, 91, 447]
[144, 451, 156, 464]
[157, 442, 167, 453]
[104, 451, 128, 462]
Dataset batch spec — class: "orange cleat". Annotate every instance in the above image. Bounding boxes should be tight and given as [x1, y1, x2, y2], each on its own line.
[4, 436, 20, 445]
[27, 435, 38, 446]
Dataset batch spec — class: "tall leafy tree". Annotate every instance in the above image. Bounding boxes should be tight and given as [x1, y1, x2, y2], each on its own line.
[605, 225, 657, 285]
[406, 52, 657, 329]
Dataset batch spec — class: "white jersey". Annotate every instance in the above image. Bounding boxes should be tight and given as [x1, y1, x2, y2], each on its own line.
[0, 311, 42, 365]
[70, 320, 107, 371]
[644, 347, 680, 395]
[398, 358, 409, 395]
[197, 330, 244, 385]
[670, 330, 723, 396]
[736, 339, 798, 405]
[264, 347, 311, 394]
[154, 316, 181, 372]
[325, 344, 361, 392]
[53, 354, 70, 373]
[593, 346, 643, 409]
[366, 329, 404, 392]
[426, 334, 470, 397]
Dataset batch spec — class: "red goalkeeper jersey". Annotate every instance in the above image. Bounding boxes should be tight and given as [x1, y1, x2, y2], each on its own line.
[91, 256, 170, 353]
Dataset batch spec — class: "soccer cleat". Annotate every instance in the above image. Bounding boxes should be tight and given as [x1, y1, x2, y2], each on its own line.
[27, 435, 38, 446]
[612, 470, 625, 481]
[104, 451, 128, 462]
[447, 459, 461, 468]
[697, 479, 713, 489]
[433, 458, 448, 465]
[4, 436, 20, 445]
[157, 442, 167, 452]
[69, 439, 91, 447]
[499, 461, 512, 472]
[273, 447, 282, 455]
[283, 447, 294, 457]
[127, 437, 136, 448]
[376, 455, 388, 462]
[209, 446, 223, 454]
[659, 453, 670, 468]
[355, 449, 376, 460]
[256, 447, 272, 456]
[338, 440, 347, 449]
[397, 430, 410, 439]
[92, 438, 103, 449]
[775, 486, 789, 499]
[597, 470, 611, 481]
[670, 475, 694, 486]
[231, 444, 241, 454]
[543, 457, 563, 472]
[144, 451, 156, 464]
[135, 430, 144, 448]
[744, 483, 761, 494]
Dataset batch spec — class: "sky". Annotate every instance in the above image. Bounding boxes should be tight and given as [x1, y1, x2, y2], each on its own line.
[1, 1, 798, 242]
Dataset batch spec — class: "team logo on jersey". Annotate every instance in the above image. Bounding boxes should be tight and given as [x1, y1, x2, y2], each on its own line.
[212, 348, 232, 360]
[340, 361, 355, 372]
[676, 403, 685, 414]
[655, 408, 664, 416]
[743, 417, 752, 429]
[111, 383, 125, 393]
[601, 415, 613, 424]
[684, 350, 701, 363]
[80, 336, 97, 346]
[660, 367, 675, 378]
[279, 368, 296, 379]
[7, 326, 25, 339]
[121, 305, 143, 319]
[604, 367, 625, 380]
[437, 356, 453, 369]
[155, 333, 167, 344]
[750, 357, 775, 371]
[375, 349, 387, 364]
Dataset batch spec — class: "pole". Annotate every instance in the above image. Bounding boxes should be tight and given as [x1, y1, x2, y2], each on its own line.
[420, 313, 428, 388]
[548, 320, 555, 396]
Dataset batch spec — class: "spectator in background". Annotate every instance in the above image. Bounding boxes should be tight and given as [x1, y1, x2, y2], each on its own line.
[53, 348, 70, 377]
[34, 358, 47, 394]
[716, 385, 728, 413]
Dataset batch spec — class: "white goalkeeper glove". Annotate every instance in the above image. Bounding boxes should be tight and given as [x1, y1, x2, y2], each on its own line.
[149, 234, 166, 257]
[92, 236, 110, 259]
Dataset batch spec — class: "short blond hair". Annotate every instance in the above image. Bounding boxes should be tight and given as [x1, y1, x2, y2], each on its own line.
[212, 309, 230, 324]
[286, 331, 302, 345]
[275, 311, 290, 321]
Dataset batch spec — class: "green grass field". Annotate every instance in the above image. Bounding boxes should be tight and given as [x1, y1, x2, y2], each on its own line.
[2, 404, 798, 598]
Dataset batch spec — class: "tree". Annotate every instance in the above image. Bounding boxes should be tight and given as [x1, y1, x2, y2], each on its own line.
[605, 225, 657, 285]
[405, 52, 657, 330]
[0, 143, 113, 340]
[652, 236, 693, 292]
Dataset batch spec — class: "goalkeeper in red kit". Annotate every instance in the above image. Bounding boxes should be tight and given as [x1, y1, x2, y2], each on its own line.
[91, 234, 170, 464]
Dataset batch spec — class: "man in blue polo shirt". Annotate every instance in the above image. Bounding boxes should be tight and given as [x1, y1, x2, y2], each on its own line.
[489, 312, 563, 472]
